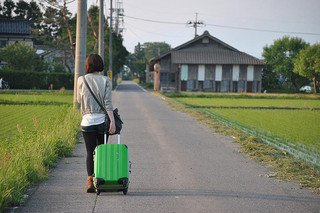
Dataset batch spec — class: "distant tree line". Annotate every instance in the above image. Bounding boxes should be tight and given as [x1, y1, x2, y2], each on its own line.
[126, 42, 171, 82]
[262, 36, 319, 94]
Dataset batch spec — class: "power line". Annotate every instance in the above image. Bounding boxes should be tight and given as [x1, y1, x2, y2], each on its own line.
[124, 15, 320, 36]
[125, 15, 184, 25]
[206, 23, 320, 36]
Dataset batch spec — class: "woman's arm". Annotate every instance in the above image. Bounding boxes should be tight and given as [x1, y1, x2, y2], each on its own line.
[107, 110, 116, 134]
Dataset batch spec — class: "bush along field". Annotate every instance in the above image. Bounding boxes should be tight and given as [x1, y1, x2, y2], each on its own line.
[163, 92, 320, 194]
[0, 91, 81, 212]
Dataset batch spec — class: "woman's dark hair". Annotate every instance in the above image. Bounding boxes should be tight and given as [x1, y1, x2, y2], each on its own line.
[85, 54, 104, 73]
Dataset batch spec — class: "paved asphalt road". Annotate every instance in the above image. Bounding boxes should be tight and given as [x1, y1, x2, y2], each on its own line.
[16, 81, 320, 213]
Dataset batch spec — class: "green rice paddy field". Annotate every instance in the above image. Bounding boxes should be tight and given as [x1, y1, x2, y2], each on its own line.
[173, 95, 320, 166]
[175, 97, 320, 109]
[0, 92, 73, 140]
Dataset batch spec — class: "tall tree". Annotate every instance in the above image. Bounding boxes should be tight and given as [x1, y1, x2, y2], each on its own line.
[262, 36, 310, 92]
[45, 0, 75, 59]
[87, 5, 99, 53]
[26, 1, 42, 30]
[1, 0, 15, 18]
[41, 6, 60, 44]
[294, 44, 320, 94]
[143, 42, 171, 61]
[14, 0, 29, 19]
[134, 42, 145, 61]
[109, 33, 129, 76]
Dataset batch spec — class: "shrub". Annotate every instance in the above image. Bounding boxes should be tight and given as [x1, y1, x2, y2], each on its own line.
[0, 70, 74, 90]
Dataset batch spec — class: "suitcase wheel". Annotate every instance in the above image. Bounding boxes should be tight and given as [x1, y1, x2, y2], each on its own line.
[123, 188, 128, 195]
[97, 189, 101, 195]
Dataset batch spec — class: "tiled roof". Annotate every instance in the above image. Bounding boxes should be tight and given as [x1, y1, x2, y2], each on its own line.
[153, 31, 266, 65]
[172, 47, 265, 65]
[0, 19, 31, 35]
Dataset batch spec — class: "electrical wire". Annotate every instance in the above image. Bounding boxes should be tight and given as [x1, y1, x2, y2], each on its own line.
[124, 21, 186, 38]
[206, 23, 320, 36]
[125, 15, 185, 25]
[124, 14, 320, 36]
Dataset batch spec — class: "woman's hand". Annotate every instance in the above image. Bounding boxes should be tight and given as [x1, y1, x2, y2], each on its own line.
[107, 110, 116, 134]
[109, 121, 116, 134]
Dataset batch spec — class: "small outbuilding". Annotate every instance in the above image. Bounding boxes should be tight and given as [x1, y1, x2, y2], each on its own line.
[150, 31, 266, 93]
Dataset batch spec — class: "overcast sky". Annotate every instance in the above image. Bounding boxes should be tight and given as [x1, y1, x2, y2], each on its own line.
[25, 0, 320, 58]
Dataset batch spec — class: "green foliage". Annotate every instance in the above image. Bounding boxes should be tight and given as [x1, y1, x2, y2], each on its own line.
[0, 92, 73, 106]
[86, 5, 99, 54]
[175, 97, 320, 108]
[261, 68, 279, 91]
[140, 82, 154, 89]
[0, 70, 74, 89]
[207, 108, 320, 150]
[109, 33, 129, 77]
[294, 44, 320, 94]
[134, 60, 146, 82]
[143, 42, 171, 60]
[84, 5, 129, 78]
[0, 92, 81, 211]
[0, 43, 37, 70]
[0, 0, 15, 18]
[262, 36, 310, 91]
[52, 62, 66, 73]
[127, 41, 171, 82]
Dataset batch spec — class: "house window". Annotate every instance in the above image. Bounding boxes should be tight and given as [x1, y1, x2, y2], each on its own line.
[238, 80, 245, 92]
[204, 80, 212, 89]
[180, 65, 188, 80]
[187, 80, 194, 91]
[221, 80, 231, 92]
[160, 73, 168, 82]
[160, 73, 175, 83]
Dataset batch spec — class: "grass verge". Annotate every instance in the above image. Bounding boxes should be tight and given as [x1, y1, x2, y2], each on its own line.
[0, 107, 82, 212]
[152, 92, 320, 195]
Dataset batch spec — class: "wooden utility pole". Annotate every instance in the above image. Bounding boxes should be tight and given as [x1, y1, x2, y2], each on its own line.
[98, 0, 104, 68]
[73, 0, 87, 107]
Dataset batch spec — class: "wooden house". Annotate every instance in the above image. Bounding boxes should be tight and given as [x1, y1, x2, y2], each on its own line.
[0, 19, 33, 48]
[150, 31, 266, 93]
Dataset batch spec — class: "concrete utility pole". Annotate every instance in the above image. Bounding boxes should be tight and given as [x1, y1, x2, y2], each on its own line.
[186, 12, 204, 38]
[107, 0, 113, 84]
[98, 0, 104, 70]
[109, 0, 113, 73]
[73, 0, 87, 107]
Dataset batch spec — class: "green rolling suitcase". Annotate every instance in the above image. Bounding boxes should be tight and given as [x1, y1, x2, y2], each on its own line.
[93, 134, 130, 195]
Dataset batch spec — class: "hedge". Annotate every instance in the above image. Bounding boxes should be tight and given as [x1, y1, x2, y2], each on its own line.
[0, 70, 74, 90]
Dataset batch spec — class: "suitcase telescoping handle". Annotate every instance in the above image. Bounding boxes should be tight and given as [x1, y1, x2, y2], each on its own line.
[104, 133, 120, 144]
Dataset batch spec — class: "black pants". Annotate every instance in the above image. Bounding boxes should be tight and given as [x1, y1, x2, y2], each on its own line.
[82, 123, 108, 176]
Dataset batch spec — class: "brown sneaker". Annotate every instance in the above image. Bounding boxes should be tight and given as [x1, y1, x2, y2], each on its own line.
[86, 176, 95, 193]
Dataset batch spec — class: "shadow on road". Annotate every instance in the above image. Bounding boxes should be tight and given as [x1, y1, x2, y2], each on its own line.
[117, 188, 320, 203]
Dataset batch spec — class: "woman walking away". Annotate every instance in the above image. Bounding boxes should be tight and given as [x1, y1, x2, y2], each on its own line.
[77, 54, 116, 193]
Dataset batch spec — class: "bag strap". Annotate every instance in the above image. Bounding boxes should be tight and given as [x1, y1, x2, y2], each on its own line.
[83, 75, 107, 113]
